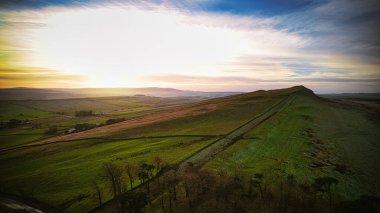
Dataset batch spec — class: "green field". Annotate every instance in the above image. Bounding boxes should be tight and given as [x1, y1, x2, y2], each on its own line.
[0, 136, 217, 212]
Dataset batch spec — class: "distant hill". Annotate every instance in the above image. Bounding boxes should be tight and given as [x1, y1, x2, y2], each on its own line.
[0, 87, 241, 100]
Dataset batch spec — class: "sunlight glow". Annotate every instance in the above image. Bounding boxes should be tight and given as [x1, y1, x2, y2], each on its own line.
[1, 2, 378, 92]
[27, 6, 258, 87]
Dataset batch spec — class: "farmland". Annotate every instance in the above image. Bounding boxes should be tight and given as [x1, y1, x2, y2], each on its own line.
[0, 95, 204, 149]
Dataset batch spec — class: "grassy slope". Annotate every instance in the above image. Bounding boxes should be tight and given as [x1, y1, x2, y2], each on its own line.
[0, 102, 55, 122]
[204, 92, 380, 200]
[0, 128, 48, 149]
[110, 96, 284, 138]
[205, 93, 315, 180]
[315, 100, 380, 198]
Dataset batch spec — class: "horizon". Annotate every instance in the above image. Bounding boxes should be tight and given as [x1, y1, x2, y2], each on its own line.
[2, 85, 380, 95]
[0, 0, 379, 93]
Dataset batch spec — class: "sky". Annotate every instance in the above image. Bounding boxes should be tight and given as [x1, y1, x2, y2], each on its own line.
[0, 0, 379, 93]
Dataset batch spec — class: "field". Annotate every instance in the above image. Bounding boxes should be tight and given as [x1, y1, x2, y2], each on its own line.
[0, 136, 218, 212]
[0, 96, 203, 149]
[0, 86, 379, 212]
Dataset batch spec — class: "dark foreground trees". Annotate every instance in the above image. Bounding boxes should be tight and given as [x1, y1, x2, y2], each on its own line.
[120, 191, 148, 213]
[92, 159, 370, 213]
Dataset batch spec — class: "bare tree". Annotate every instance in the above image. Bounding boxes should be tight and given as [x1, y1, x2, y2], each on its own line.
[92, 179, 102, 207]
[164, 170, 180, 213]
[125, 164, 136, 190]
[154, 157, 162, 172]
[101, 162, 123, 199]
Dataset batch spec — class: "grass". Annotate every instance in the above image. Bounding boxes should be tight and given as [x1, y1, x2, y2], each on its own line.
[204, 93, 380, 200]
[0, 136, 217, 212]
[0, 134, 44, 149]
[315, 100, 380, 199]
[205, 94, 317, 181]
[0, 101, 55, 122]
[2, 87, 379, 212]
[0, 92, 284, 212]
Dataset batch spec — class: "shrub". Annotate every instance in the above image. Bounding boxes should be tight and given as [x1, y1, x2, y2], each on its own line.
[106, 117, 126, 125]
[74, 123, 96, 131]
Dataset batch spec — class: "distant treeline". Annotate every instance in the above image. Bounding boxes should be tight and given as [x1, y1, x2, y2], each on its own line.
[0, 119, 29, 129]
[64, 117, 126, 134]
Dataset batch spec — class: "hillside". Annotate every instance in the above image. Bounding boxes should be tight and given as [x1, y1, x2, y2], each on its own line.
[0, 87, 240, 100]
[0, 86, 379, 213]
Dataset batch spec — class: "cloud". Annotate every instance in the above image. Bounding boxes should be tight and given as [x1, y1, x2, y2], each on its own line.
[0, 0, 379, 92]
[0, 3, 307, 86]
[145, 74, 380, 84]
[277, 0, 380, 60]
[0, 67, 86, 87]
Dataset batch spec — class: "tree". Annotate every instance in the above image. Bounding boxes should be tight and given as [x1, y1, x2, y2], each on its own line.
[120, 191, 148, 213]
[253, 173, 264, 198]
[101, 162, 124, 199]
[163, 170, 180, 213]
[154, 157, 162, 173]
[91, 180, 103, 207]
[137, 170, 150, 192]
[7, 119, 23, 128]
[126, 164, 136, 190]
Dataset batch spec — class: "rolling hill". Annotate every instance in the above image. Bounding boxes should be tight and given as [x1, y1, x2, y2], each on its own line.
[0, 86, 379, 212]
[0, 87, 240, 100]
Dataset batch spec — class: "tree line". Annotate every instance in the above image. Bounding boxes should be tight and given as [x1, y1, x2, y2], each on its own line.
[89, 158, 380, 213]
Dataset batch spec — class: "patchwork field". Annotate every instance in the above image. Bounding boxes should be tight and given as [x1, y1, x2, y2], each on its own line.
[0, 96, 204, 149]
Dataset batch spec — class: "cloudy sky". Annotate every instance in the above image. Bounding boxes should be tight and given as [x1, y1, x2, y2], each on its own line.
[0, 0, 379, 93]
